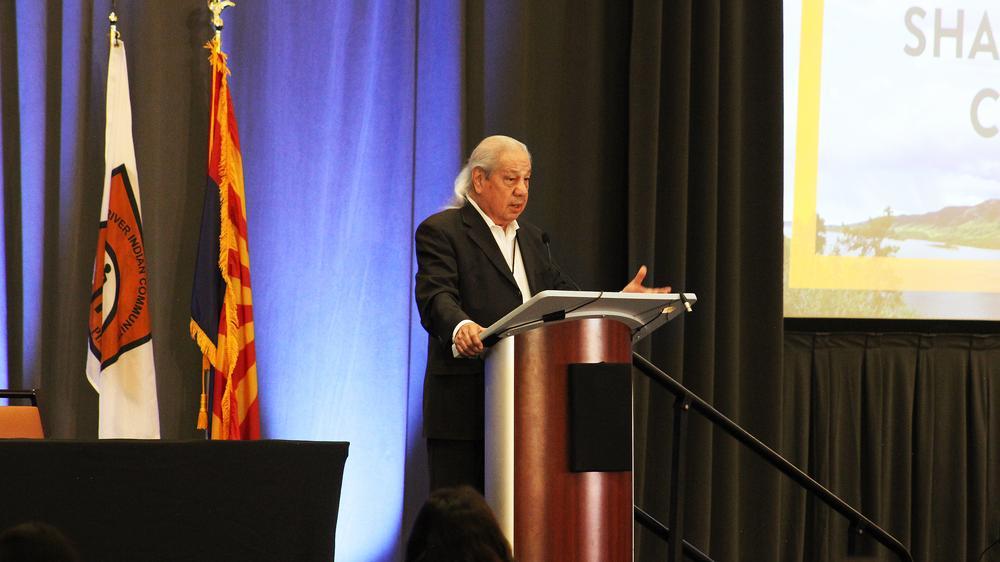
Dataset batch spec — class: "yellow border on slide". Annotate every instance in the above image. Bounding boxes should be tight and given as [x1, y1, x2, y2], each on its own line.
[788, 0, 1000, 293]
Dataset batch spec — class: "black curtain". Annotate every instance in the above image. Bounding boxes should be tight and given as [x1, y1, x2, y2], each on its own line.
[782, 333, 1000, 562]
[461, 0, 783, 557]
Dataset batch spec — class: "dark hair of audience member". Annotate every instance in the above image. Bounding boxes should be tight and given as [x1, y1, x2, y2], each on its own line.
[0, 521, 80, 562]
[406, 485, 514, 562]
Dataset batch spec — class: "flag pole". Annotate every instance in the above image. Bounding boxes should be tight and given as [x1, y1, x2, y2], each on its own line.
[208, 0, 235, 46]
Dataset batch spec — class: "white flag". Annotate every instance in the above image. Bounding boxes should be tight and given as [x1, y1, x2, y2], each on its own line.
[85, 39, 160, 439]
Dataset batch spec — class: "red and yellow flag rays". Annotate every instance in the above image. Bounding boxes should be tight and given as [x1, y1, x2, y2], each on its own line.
[190, 37, 260, 439]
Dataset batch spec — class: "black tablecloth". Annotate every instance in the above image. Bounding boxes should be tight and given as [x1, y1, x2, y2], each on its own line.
[0, 439, 349, 561]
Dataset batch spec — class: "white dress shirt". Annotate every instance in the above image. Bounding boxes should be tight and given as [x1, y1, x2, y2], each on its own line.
[452, 197, 532, 353]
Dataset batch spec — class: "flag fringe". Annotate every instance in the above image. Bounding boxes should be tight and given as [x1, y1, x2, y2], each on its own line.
[215, 66, 243, 385]
[205, 37, 231, 78]
[189, 319, 220, 366]
[193, 36, 242, 384]
[220, 374, 234, 439]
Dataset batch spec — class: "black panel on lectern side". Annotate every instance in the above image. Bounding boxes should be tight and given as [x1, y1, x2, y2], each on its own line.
[568, 363, 631, 472]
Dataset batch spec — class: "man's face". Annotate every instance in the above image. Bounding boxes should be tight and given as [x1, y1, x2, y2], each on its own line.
[471, 149, 531, 228]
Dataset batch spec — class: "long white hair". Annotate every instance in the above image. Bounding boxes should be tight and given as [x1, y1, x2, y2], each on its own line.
[449, 135, 531, 207]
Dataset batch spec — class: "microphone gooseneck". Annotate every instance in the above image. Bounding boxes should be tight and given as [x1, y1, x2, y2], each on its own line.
[541, 231, 580, 291]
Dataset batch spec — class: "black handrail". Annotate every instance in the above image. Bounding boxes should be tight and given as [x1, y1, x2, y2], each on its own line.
[634, 506, 715, 562]
[632, 352, 913, 562]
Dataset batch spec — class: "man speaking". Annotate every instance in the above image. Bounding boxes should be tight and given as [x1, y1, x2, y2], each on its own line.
[414, 135, 667, 491]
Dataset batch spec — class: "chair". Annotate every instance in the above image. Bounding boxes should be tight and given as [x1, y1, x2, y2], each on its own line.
[0, 389, 44, 438]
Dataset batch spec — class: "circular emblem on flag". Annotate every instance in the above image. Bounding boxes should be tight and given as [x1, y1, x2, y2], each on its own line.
[87, 167, 152, 369]
[99, 247, 120, 331]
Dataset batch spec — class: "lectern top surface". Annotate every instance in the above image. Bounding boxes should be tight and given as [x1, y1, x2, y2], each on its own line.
[479, 290, 696, 346]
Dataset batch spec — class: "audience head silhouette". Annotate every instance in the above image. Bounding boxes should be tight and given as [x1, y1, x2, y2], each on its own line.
[406, 485, 513, 562]
[0, 521, 80, 562]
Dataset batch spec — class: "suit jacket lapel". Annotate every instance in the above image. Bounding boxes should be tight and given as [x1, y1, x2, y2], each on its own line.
[461, 204, 519, 290]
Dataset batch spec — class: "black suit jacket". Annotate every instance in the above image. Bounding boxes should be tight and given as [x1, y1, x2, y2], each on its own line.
[414, 203, 574, 440]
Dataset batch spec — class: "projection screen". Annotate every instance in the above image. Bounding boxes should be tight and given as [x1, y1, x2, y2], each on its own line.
[783, 1, 1000, 320]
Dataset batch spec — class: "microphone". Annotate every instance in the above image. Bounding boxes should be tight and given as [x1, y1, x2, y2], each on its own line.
[678, 291, 693, 313]
[541, 231, 581, 290]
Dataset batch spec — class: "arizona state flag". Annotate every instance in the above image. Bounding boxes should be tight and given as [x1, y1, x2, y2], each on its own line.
[86, 38, 160, 439]
[190, 37, 260, 440]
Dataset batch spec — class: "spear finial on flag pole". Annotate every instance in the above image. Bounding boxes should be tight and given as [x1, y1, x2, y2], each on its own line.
[208, 0, 236, 44]
[108, 5, 120, 48]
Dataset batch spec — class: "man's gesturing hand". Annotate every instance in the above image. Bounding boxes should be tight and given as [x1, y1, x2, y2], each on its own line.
[623, 265, 671, 294]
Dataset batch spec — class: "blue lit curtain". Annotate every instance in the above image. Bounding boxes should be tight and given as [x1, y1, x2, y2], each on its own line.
[0, 1, 460, 559]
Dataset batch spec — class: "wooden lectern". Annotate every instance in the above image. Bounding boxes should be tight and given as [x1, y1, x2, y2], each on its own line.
[479, 290, 696, 561]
